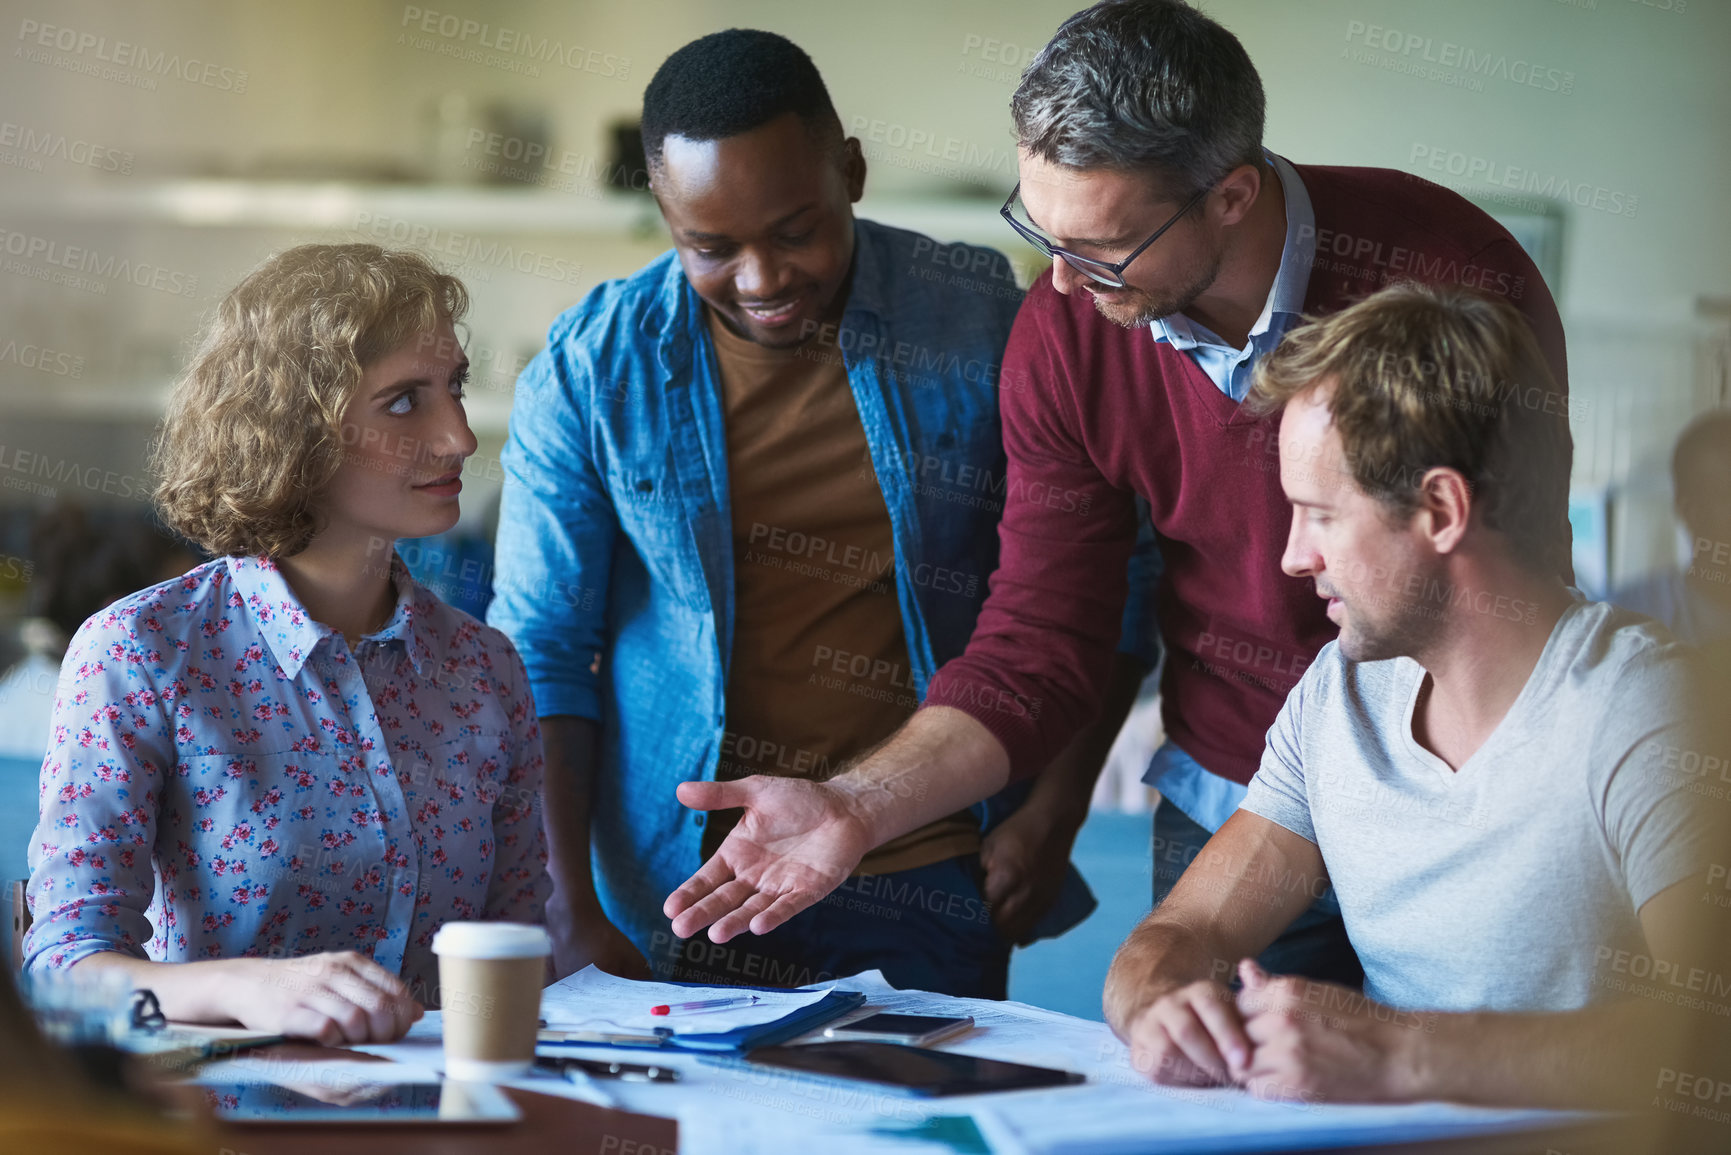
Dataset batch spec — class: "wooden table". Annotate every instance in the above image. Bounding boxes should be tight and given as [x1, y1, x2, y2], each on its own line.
[193, 1042, 1673, 1155]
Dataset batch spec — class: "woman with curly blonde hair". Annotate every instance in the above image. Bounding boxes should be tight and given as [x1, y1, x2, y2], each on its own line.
[24, 244, 550, 1045]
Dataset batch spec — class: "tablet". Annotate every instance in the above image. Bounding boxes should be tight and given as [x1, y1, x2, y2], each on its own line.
[197, 1080, 521, 1125]
[733, 1041, 1084, 1097]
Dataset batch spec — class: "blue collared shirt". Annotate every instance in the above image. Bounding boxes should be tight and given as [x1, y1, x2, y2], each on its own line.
[1150, 152, 1316, 405]
[25, 554, 550, 997]
[1145, 154, 1315, 830]
[489, 218, 1159, 955]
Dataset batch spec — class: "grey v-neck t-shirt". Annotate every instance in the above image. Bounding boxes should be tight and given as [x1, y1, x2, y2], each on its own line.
[1241, 599, 1722, 1013]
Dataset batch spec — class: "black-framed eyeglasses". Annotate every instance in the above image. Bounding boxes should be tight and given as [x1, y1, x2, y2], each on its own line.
[999, 182, 1210, 288]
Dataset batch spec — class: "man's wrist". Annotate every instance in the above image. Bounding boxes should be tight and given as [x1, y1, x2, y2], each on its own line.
[1383, 1009, 1453, 1101]
[550, 886, 613, 937]
[1022, 768, 1092, 828]
[829, 761, 912, 846]
[1044, 795, 1092, 835]
[990, 802, 1085, 862]
[545, 853, 602, 909]
[1398, 1011, 1454, 1101]
[1104, 952, 1173, 1035]
[1104, 922, 1221, 1035]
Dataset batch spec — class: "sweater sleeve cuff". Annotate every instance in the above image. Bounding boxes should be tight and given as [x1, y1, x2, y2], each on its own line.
[920, 683, 1050, 783]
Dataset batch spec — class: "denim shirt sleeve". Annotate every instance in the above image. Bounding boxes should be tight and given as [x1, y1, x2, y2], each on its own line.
[488, 332, 618, 721]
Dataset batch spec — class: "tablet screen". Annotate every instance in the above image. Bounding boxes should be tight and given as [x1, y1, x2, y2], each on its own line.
[741, 1041, 1083, 1097]
[198, 1081, 520, 1124]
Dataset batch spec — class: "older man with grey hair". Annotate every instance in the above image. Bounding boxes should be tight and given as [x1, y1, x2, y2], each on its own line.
[663, 0, 1570, 992]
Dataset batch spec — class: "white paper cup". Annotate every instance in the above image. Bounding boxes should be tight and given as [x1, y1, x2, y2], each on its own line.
[431, 921, 550, 1082]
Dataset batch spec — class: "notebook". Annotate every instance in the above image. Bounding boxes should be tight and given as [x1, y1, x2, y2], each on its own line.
[536, 966, 866, 1053]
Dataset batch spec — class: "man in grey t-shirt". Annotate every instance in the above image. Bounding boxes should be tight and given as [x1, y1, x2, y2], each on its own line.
[1104, 283, 1729, 1110]
[1249, 599, 1704, 1015]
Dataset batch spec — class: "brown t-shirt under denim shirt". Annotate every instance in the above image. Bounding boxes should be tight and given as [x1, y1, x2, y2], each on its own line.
[702, 307, 979, 875]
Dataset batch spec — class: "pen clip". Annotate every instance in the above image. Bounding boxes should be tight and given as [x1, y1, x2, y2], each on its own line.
[535, 1055, 681, 1083]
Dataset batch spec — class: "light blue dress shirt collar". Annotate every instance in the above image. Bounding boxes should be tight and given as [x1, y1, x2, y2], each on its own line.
[1151, 152, 1316, 403]
[224, 553, 433, 680]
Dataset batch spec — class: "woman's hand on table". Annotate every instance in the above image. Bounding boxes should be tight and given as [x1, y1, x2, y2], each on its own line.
[215, 951, 425, 1045]
[72, 949, 425, 1046]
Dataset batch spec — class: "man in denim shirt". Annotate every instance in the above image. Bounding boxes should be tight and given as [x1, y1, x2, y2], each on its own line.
[489, 31, 1154, 996]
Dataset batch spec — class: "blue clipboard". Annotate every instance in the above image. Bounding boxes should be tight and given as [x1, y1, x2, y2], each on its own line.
[539, 988, 867, 1054]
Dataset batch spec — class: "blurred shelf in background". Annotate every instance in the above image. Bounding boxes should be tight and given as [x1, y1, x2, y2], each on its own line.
[0, 374, 517, 433]
[3, 180, 1021, 252]
[5, 180, 662, 234]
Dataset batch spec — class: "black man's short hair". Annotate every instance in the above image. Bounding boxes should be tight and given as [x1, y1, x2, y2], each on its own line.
[641, 29, 841, 167]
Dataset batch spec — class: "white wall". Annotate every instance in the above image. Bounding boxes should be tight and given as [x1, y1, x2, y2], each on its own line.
[2, 0, 1727, 577]
[12, 0, 1725, 317]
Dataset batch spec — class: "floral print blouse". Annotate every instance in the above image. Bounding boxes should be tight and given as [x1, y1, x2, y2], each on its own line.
[24, 554, 551, 1000]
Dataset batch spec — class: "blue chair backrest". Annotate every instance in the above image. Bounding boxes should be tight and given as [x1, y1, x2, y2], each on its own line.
[0, 755, 42, 970]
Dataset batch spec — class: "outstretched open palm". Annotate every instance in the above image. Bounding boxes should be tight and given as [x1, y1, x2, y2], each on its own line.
[663, 775, 873, 942]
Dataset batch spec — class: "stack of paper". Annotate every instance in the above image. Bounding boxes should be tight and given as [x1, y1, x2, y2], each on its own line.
[539, 967, 834, 1036]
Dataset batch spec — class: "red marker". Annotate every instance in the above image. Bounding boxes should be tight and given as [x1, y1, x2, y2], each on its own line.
[649, 995, 762, 1016]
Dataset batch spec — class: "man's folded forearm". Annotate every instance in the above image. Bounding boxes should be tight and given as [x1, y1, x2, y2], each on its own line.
[1415, 999, 1721, 1109]
[1104, 917, 1230, 1036]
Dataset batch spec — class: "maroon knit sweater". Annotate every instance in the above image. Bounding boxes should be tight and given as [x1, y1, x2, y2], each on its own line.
[924, 163, 1568, 785]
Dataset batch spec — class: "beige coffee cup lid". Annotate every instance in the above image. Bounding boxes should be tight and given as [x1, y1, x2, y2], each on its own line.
[432, 921, 551, 959]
